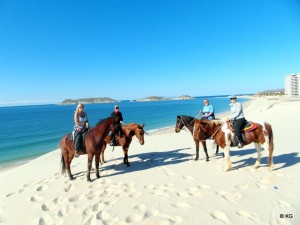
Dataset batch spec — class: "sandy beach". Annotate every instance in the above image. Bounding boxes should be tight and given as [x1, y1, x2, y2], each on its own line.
[0, 97, 299, 225]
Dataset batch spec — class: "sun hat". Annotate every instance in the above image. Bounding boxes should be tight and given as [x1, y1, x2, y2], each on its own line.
[228, 95, 237, 99]
[114, 105, 119, 109]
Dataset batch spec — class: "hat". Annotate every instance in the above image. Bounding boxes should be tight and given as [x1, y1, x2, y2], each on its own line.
[228, 95, 237, 99]
[114, 105, 119, 109]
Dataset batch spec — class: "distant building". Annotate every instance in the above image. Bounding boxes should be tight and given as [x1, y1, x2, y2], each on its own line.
[285, 74, 300, 97]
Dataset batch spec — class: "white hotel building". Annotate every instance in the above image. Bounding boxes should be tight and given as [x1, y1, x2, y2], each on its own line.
[285, 74, 300, 97]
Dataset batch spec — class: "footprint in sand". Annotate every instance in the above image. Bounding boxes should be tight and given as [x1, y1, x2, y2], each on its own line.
[64, 183, 75, 192]
[273, 200, 292, 209]
[30, 194, 44, 202]
[182, 175, 195, 181]
[38, 214, 54, 225]
[57, 205, 75, 217]
[172, 202, 192, 209]
[41, 201, 56, 211]
[69, 194, 84, 203]
[236, 210, 261, 224]
[36, 184, 48, 192]
[235, 183, 250, 190]
[211, 210, 230, 224]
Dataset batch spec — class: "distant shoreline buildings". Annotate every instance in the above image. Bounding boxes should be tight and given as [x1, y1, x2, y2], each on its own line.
[285, 74, 300, 97]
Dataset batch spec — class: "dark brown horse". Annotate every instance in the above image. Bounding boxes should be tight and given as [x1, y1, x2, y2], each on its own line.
[175, 115, 219, 161]
[193, 119, 274, 171]
[100, 123, 145, 166]
[60, 117, 119, 181]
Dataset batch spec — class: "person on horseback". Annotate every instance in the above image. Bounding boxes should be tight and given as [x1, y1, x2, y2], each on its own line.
[199, 99, 215, 120]
[74, 103, 89, 157]
[110, 105, 124, 146]
[226, 95, 246, 148]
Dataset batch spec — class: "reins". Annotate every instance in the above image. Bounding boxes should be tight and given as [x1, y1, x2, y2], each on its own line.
[178, 113, 201, 132]
[193, 121, 222, 142]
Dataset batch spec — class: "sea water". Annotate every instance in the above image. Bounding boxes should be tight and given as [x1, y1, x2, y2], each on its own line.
[0, 96, 249, 168]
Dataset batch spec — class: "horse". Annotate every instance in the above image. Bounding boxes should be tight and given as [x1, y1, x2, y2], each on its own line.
[175, 115, 219, 161]
[193, 118, 274, 171]
[100, 123, 145, 166]
[60, 117, 120, 181]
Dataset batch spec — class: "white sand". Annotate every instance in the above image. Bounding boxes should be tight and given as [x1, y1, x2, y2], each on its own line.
[0, 97, 299, 225]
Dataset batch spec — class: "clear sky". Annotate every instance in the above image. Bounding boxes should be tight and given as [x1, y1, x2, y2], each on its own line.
[0, 0, 299, 105]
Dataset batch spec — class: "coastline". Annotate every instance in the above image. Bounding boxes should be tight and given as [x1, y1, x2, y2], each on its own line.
[1, 96, 300, 225]
[0, 97, 253, 173]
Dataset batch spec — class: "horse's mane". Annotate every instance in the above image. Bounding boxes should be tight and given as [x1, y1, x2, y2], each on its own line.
[96, 117, 112, 126]
[203, 119, 223, 130]
[180, 115, 195, 121]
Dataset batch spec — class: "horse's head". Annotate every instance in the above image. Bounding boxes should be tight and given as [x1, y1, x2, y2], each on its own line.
[135, 124, 145, 145]
[175, 115, 194, 133]
[175, 115, 185, 133]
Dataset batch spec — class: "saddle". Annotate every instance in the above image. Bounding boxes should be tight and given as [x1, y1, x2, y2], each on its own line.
[68, 130, 88, 153]
[226, 120, 257, 133]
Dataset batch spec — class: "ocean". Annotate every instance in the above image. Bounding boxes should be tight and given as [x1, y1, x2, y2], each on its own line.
[0, 95, 249, 169]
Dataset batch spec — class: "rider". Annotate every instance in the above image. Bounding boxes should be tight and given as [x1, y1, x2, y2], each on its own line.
[199, 99, 215, 120]
[110, 105, 124, 146]
[74, 103, 89, 157]
[226, 95, 246, 148]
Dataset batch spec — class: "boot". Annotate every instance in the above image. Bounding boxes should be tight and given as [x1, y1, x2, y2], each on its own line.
[75, 150, 80, 157]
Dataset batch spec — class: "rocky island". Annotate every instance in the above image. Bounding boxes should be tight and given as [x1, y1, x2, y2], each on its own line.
[135, 95, 194, 102]
[61, 97, 118, 105]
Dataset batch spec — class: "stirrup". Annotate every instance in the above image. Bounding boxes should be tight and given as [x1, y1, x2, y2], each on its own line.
[75, 151, 79, 157]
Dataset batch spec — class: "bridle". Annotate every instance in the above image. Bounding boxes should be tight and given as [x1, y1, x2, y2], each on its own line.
[193, 121, 222, 141]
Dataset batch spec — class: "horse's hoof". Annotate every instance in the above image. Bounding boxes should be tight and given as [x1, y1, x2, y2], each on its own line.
[87, 178, 92, 182]
[225, 166, 232, 172]
[206, 159, 209, 162]
[69, 176, 74, 180]
[96, 175, 100, 179]
[269, 163, 274, 171]
[253, 161, 260, 169]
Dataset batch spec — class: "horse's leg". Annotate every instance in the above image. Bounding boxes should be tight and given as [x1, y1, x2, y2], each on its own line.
[253, 143, 262, 169]
[194, 140, 199, 160]
[223, 145, 232, 171]
[201, 141, 209, 161]
[87, 154, 93, 182]
[123, 146, 130, 167]
[100, 144, 107, 164]
[95, 152, 101, 179]
[65, 152, 74, 180]
[215, 144, 219, 155]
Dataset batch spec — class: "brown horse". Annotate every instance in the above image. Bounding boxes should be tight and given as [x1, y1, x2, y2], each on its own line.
[60, 117, 119, 181]
[100, 123, 145, 166]
[193, 119, 274, 171]
[175, 115, 219, 161]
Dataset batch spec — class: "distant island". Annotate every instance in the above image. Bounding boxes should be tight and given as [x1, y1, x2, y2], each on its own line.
[134, 95, 194, 102]
[61, 97, 118, 105]
[60, 95, 194, 105]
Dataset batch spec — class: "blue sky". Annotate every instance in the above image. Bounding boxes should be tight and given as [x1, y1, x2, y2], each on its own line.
[0, 0, 299, 105]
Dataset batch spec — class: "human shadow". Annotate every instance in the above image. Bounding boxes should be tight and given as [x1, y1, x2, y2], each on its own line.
[100, 147, 192, 178]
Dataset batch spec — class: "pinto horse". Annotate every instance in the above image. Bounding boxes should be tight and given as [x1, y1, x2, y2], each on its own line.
[60, 117, 119, 181]
[193, 119, 274, 171]
[100, 123, 145, 166]
[175, 115, 219, 161]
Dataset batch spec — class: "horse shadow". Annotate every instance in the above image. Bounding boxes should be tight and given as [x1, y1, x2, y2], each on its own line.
[100, 148, 192, 178]
[230, 148, 300, 170]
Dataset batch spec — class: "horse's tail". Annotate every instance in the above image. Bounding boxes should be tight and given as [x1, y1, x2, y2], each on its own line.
[265, 122, 274, 170]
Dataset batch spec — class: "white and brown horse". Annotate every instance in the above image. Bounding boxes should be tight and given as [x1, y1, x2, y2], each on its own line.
[100, 123, 145, 166]
[193, 119, 274, 171]
[175, 115, 219, 161]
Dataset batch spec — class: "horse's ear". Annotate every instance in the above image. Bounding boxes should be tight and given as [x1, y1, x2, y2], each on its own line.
[141, 123, 144, 128]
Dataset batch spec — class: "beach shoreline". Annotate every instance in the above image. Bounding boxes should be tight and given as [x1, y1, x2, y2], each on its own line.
[1, 96, 299, 225]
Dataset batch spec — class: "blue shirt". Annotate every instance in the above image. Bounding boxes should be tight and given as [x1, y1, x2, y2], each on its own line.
[202, 104, 215, 119]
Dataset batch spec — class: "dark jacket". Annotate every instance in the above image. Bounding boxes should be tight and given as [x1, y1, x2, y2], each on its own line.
[110, 111, 123, 124]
